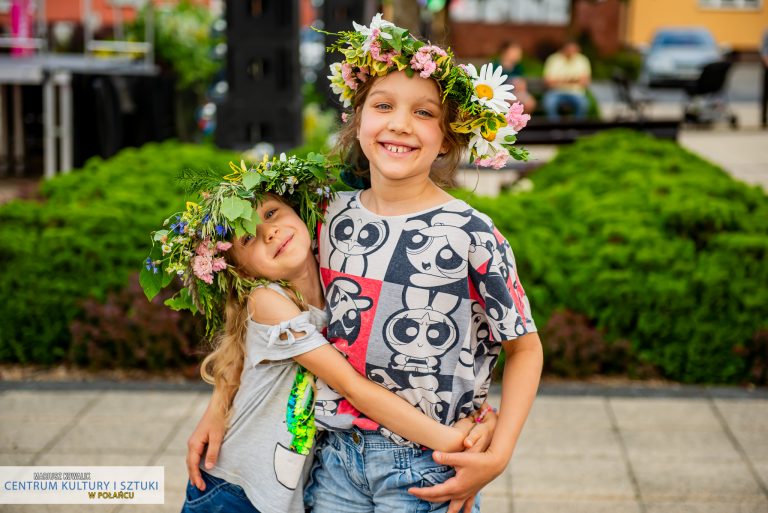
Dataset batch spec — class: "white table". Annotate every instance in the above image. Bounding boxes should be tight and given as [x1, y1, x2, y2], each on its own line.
[0, 54, 156, 179]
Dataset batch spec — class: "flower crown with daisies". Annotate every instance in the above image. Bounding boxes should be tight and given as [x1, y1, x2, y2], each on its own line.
[140, 153, 338, 335]
[323, 13, 530, 169]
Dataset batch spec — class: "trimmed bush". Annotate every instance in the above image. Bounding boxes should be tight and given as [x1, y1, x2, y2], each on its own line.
[463, 130, 768, 383]
[0, 141, 236, 364]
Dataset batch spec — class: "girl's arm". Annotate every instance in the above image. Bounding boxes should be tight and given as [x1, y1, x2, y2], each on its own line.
[295, 344, 466, 452]
[251, 287, 471, 454]
[408, 332, 543, 513]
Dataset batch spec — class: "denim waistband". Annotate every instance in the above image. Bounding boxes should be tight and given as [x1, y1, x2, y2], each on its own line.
[327, 428, 426, 453]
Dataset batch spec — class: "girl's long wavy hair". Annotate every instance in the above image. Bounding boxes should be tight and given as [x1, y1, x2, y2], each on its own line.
[334, 73, 470, 189]
[199, 202, 307, 420]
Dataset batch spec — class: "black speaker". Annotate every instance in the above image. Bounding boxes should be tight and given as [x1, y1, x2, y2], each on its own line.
[216, 0, 302, 151]
[319, 0, 367, 110]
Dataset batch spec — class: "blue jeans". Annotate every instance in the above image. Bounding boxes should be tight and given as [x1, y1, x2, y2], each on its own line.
[181, 470, 261, 513]
[543, 90, 589, 120]
[305, 429, 482, 513]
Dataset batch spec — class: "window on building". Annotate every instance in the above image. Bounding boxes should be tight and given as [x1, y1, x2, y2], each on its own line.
[699, 0, 761, 9]
[450, 0, 571, 26]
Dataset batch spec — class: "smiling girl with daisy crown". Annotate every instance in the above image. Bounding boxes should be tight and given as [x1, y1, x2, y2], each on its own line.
[187, 14, 542, 513]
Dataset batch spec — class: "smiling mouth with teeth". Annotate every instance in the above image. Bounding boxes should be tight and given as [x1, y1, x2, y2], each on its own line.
[383, 143, 414, 153]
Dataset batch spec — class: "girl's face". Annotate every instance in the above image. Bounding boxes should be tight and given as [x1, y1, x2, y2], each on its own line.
[228, 196, 313, 282]
[357, 70, 448, 184]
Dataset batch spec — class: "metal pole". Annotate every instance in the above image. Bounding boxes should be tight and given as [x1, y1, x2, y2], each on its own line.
[83, 0, 93, 56]
[0, 85, 6, 177]
[145, 0, 154, 69]
[57, 72, 72, 173]
[37, 0, 47, 53]
[12, 84, 24, 176]
[43, 75, 55, 179]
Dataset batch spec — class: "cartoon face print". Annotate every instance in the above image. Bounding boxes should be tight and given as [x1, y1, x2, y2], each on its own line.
[469, 231, 510, 284]
[454, 302, 492, 381]
[327, 278, 373, 347]
[314, 380, 341, 417]
[328, 198, 389, 275]
[382, 287, 460, 373]
[479, 279, 527, 338]
[403, 212, 472, 287]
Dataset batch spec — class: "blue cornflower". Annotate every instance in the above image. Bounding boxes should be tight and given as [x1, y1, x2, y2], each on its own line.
[215, 224, 227, 236]
[145, 257, 153, 271]
[202, 213, 211, 224]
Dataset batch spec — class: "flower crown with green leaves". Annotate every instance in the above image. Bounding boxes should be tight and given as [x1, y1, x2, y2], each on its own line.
[140, 153, 338, 335]
[322, 13, 530, 168]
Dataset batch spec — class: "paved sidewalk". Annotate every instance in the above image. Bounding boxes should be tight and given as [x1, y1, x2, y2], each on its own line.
[1, 383, 766, 513]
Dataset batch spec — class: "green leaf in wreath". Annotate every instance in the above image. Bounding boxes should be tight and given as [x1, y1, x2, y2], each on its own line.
[221, 195, 251, 222]
[242, 172, 264, 190]
[164, 288, 198, 313]
[139, 264, 163, 301]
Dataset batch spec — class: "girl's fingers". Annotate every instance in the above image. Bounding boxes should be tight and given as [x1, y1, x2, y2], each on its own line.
[204, 429, 224, 470]
[186, 438, 206, 491]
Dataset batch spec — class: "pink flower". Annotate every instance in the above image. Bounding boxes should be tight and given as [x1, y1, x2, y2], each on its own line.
[215, 241, 232, 252]
[506, 102, 530, 132]
[211, 257, 227, 272]
[341, 62, 358, 90]
[195, 240, 213, 257]
[420, 61, 436, 78]
[370, 40, 394, 64]
[192, 255, 214, 284]
[341, 112, 349, 123]
[357, 66, 369, 82]
[476, 148, 510, 169]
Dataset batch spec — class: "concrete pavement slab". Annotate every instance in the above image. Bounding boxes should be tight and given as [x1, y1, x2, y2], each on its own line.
[620, 429, 742, 462]
[513, 499, 642, 513]
[514, 426, 623, 459]
[478, 494, 512, 511]
[509, 454, 636, 501]
[609, 398, 723, 431]
[0, 415, 77, 453]
[0, 391, 97, 415]
[632, 458, 765, 501]
[712, 398, 768, 434]
[644, 500, 768, 513]
[521, 396, 614, 431]
[46, 417, 180, 455]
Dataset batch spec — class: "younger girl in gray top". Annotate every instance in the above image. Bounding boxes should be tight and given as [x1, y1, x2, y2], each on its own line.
[141, 155, 496, 513]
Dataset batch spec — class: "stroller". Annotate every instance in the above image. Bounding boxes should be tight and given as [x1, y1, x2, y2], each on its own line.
[682, 60, 738, 128]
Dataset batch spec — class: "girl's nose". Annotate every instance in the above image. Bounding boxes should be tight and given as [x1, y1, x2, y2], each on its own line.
[387, 111, 412, 134]
[263, 224, 279, 242]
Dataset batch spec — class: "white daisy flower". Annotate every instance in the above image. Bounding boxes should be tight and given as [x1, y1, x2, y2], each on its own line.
[327, 62, 352, 107]
[353, 13, 395, 53]
[468, 122, 517, 160]
[466, 63, 516, 114]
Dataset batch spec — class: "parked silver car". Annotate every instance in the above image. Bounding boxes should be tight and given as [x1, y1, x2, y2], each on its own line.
[640, 28, 725, 88]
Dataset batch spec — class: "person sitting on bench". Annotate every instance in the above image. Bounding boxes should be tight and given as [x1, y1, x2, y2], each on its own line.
[543, 40, 591, 121]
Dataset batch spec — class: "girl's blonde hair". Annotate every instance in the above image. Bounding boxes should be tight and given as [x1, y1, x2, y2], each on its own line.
[199, 200, 307, 419]
[334, 74, 470, 189]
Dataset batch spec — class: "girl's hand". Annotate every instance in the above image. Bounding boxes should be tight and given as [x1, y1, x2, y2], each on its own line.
[186, 400, 227, 491]
[409, 448, 506, 513]
[463, 405, 498, 453]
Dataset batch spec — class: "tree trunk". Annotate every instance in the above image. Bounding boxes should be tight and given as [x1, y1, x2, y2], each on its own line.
[388, 0, 420, 36]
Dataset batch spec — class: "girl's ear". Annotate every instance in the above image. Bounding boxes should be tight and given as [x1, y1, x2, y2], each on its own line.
[440, 138, 450, 155]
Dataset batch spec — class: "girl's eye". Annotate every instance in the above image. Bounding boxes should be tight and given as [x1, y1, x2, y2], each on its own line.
[243, 234, 254, 244]
[264, 208, 278, 220]
[374, 103, 392, 111]
[416, 109, 434, 118]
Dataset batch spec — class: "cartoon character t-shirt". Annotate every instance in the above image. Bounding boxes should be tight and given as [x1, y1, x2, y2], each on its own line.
[315, 191, 536, 444]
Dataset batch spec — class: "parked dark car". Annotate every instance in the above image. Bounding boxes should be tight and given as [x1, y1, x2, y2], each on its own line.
[640, 27, 725, 88]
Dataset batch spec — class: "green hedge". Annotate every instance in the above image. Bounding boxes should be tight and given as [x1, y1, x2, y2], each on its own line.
[2, 131, 766, 384]
[462, 130, 768, 383]
[0, 142, 236, 364]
